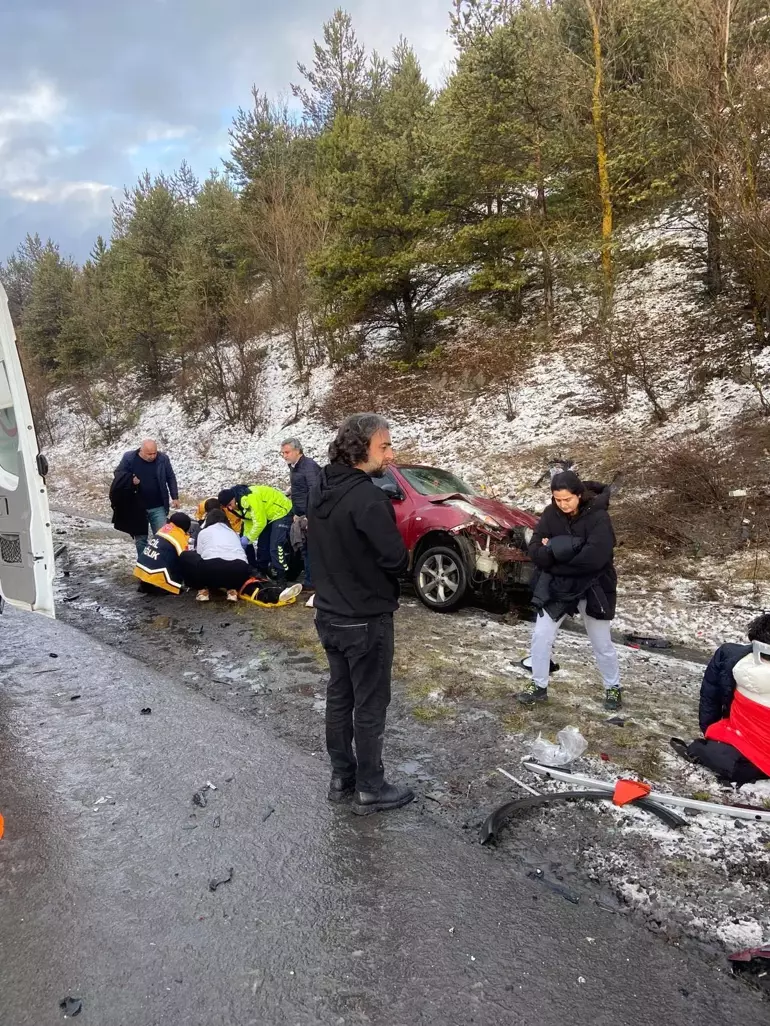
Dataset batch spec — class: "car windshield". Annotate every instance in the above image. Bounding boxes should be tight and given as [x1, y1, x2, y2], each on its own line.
[399, 466, 475, 497]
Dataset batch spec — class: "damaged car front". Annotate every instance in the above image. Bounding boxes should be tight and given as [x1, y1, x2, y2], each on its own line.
[381, 465, 537, 613]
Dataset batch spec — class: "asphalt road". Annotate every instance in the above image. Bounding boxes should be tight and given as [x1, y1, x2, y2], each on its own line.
[0, 607, 764, 1026]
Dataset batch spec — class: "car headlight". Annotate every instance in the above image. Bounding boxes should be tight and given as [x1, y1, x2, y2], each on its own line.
[524, 528, 534, 545]
[447, 499, 501, 529]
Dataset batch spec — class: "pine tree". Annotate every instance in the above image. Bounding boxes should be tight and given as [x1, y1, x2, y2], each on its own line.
[292, 8, 369, 131]
[312, 42, 448, 359]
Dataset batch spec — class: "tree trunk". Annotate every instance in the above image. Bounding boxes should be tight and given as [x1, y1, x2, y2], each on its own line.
[585, 0, 613, 312]
[400, 285, 418, 361]
[535, 139, 554, 321]
[706, 172, 722, 297]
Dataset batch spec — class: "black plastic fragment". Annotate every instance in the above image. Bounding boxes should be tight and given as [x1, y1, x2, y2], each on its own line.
[624, 633, 672, 650]
[69, 695, 81, 701]
[59, 996, 82, 1017]
[209, 867, 233, 892]
[140, 707, 152, 715]
[479, 789, 687, 845]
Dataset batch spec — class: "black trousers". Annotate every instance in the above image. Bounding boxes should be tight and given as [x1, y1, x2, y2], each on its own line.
[180, 552, 253, 592]
[315, 611, 394, 793]
[687, 738, 768, 786]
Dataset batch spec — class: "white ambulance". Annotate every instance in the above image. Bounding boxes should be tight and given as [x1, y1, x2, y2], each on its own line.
[0, 282, 55, 616]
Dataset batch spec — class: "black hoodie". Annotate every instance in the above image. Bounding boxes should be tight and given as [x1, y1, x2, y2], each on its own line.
[307, 464, 409, 618]
[526, 481, 617, 620]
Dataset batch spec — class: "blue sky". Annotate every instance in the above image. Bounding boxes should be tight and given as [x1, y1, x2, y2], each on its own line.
[0, 0, 455, 263]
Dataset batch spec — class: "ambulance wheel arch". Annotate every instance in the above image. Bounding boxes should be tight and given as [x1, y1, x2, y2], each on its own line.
[0, 284, 56, 617]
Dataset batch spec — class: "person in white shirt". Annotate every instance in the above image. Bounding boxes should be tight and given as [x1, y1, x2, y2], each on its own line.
[180, 510, 301, 604]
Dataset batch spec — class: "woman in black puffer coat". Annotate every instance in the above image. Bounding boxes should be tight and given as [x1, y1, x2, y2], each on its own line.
[518, 471, 622, 711]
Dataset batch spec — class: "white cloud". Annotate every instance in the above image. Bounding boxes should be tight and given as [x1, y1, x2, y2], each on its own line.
[9, 181, 116, 204]
[0, 80, 66, 126]
[144, 122, 197, 143]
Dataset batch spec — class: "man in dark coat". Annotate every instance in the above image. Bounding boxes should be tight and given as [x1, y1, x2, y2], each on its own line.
[518, 470, 622, 711]
[114, 439, 180, 556]
[307, 413, 413, 816]
[109, 469, 148, 552]
[281, 437, 322, 591]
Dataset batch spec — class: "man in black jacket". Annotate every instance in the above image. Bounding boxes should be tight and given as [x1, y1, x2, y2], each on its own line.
[114, 439, 180, 556]
[281, 437, 321, 590]
[307, 413, 413, 815]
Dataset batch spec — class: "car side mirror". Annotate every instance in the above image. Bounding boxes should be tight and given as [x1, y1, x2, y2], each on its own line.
[380, 480, 403, 501]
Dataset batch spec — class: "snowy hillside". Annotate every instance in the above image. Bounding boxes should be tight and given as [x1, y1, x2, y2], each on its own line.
[45, 212, 767, 516]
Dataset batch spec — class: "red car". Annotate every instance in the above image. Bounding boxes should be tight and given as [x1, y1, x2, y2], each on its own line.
[372, 464, 538, 613]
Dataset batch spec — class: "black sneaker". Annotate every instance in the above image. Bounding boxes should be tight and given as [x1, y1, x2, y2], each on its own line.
[516, 680, 548, 705]
[604, 686, 623, 711]
[327, 775, 356, 803]
[351, 782, 415, 816]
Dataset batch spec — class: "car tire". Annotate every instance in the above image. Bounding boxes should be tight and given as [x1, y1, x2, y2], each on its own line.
[413, 544, 468, 613]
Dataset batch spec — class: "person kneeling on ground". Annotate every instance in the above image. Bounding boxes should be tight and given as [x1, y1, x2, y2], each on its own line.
[219, 485, 293, 580]
[180, 510, 301, 606]
[518, 471, 622, 712]
[670, 614, 770, 785]
[134, 512, 192, 595]
[190, 497, 220, 548]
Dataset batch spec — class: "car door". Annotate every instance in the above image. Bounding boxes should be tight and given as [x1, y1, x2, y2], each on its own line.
[0, 283, 55, 616]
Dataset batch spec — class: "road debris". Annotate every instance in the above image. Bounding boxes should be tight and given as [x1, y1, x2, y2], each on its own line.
[192, 782, 217, 807]
[623, 634, 672, 650]
[59, 996, 82, 1017]
[69, 694, 81, 701]
[496, 767, 540, 796]
[213, 815, 221, 829]
[209, 868, 234, 892]
[529, 726, 587, 767]
[0, 813, 4, 840]
[527, 868, 580, 905]
[261, 806, 275, 823]
[480, 788, 685, 844]
[140, 707, 151, 715]
[524, 760, 770, 823]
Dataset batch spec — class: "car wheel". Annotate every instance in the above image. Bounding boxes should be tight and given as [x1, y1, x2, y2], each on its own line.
[413, 545, 468, 613]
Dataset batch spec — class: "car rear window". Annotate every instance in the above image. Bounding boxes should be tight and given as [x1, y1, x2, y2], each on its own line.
[400, 467, 475, 496]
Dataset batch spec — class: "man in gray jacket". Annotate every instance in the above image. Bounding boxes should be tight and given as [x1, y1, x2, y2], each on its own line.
[281, 437, 321, 590]
[114, 439, 180, 555]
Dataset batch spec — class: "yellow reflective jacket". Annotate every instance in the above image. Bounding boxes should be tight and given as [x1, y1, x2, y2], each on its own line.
[239, 485, 292, 542]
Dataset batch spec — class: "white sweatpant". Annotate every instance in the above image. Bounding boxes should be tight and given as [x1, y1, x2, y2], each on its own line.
[530, 599, 620, 691]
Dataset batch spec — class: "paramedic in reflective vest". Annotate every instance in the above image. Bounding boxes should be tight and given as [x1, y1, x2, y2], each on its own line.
[219, 485, 292, 581]
[134, 512, 191, 595]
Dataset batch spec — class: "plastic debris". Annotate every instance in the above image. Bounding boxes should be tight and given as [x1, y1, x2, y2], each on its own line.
[192, 791, 208, 808]
[0, 813, 4, 840]
[261, 806, 275, 823]
[49, 653, 59, 659]
[59, 996, 82, 1017]
[623, 634, 672, 650]
[529, 726, 587, 767]
[140, 707, 151, 715]
[606, 716, 626, 727]
[213, 815, 221, 829]
[209, 867, 234, 892]
[613, 779, 652, 807]
[69, 695, 81, 701]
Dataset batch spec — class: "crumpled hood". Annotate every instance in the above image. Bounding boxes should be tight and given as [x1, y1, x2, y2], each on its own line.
[311, 464, 372, 519]
[427, 492, 537, 529]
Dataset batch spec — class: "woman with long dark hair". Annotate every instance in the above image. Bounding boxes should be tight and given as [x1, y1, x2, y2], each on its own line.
[518, 471, 622, 711]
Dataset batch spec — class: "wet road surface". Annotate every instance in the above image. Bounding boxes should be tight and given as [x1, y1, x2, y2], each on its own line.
[1, 608, 765, 1026]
